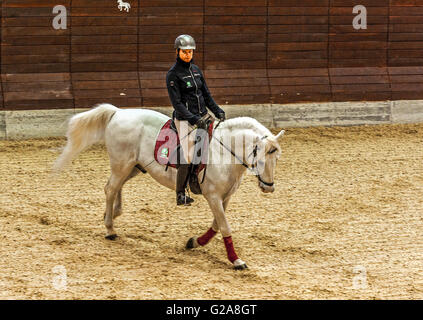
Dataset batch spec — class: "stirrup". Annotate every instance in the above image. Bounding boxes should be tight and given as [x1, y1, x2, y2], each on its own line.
[177, 192, 194, 206]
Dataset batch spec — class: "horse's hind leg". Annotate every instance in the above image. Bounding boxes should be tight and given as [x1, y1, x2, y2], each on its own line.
[104, 164, 134, 240]
[113, 167, 140, 219]
[112, 189, 123, 220]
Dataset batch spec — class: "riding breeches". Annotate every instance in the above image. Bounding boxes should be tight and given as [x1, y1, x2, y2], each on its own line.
[174, 119, 196, 164]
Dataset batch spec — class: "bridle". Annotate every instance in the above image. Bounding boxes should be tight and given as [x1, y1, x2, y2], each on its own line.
[249, 142, 276, 187]
[216, 134, 276, 188]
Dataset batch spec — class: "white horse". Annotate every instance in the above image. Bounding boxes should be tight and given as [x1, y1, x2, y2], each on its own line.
[117, 0, 130, 12]
[53, 104, 284, 269]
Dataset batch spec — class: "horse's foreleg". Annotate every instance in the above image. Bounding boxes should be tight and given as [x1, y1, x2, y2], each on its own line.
[207, 197, 247, 270]
[187, 197, 231, 249]
[186, 218, 218, 249]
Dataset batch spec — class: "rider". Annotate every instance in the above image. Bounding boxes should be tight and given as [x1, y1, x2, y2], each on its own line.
[166, 34, 226, 206]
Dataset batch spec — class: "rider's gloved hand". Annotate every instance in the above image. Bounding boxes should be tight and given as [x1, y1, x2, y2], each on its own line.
[195, 118, 208, 130]
[217, 112, 226, 122]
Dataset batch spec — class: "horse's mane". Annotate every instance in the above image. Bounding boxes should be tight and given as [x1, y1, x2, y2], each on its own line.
[217, 117, 281, 152]
[218, 117, 271, 137]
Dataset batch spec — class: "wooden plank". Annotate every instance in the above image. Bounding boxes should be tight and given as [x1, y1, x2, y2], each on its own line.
[205, 16, 266, 25]
[388, 66, 423, 75]
[331, 75, 389, 85]
[269, 16, 329, 26]
[269, 59, 328, 68]
[4, 91, 73, 101]
[391, 75, 423, 83]
[2, 73, 70, 82]
[270, 77, 330, 86]
[330, 50, 386, 59]
[71, 53, 137, 63]
[332, 92, 391, 102]
[269, 33, 328, 42]
[71, 62, 137, 72]
[389, 57, 423, 66]
[71, 26, 137, 35]
[2, 64, 69, 73]
[205, 69, 268, 78]
[72, 35, 138, 45]
[2, 54, 69, 64]
[73, 89, 141, 99]
[270, 85, 331, 94]
[72, 17, 138, 26]
[3, 81, 71, 92]
[392, 91, 423, 100]
[269, 0, 329, 6]
[329, 67, 388, 76]
[206, 7, 266, 15]
[4, 100, 74, 111]
[331, 0, 388, 6]
[2, 36, 69, 45]
[269, 68, 328, 77]
[73, 80, 139, 90]
[272, 93, 332, 103]
[207, 0, 266, 6]
[72, 72, 139, 81]
[203, 60, 267, 70]
[269, 50, 328, 59]
[213, 94, 270, 105]
[206, 78, 269, 87]
[329, 60, 387, 68]
[332, 84, 391, 93]
[74, 98, 141, 108]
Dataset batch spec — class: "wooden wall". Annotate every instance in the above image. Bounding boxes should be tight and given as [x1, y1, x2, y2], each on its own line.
[1, 0, 423, 111]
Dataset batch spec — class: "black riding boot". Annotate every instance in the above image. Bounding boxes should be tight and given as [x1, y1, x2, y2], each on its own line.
[176, 164, 194, 206]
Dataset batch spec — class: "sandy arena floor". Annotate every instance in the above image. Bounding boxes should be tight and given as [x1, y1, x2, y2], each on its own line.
[0, 123, 422, 299]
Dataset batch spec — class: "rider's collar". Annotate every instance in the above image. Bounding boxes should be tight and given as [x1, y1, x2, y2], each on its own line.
[176, 56, 192, 69]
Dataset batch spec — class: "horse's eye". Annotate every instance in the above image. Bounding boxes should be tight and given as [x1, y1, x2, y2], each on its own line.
[268, 148, 277, 154]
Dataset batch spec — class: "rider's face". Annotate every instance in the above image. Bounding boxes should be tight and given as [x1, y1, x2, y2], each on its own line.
[178, 49, 194, 63]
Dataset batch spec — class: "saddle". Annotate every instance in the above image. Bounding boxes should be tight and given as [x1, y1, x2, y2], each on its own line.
[154, 116, 214, 194]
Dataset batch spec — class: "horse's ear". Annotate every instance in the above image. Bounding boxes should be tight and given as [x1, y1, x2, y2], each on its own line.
[275, 130, 285, 140]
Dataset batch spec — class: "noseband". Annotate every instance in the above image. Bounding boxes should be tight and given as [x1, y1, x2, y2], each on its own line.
[249, 144, 275, 187]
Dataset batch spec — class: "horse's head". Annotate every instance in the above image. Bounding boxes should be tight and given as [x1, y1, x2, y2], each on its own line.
[251, 129, 285, 193]
[215, 117, 284, 193]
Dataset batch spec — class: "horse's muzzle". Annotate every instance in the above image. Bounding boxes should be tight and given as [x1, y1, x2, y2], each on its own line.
[259, 181, 275, 193]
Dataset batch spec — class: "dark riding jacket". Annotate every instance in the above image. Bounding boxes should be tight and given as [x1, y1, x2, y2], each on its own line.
[166, 57, 225, 126]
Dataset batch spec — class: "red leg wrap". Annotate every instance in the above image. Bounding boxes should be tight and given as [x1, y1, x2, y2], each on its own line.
[223, 236, 239, 263]
[197, 228, 217, 246]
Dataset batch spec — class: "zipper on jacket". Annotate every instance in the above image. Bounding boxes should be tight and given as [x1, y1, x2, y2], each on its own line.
[189, 65, 201, 115]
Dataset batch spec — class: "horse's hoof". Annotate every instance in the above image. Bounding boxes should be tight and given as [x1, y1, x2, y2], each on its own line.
[233, 259, 248, 270]
[186, 237, 198, 249]
[234, 263, 248, 270]
[105, 234, 118, 241]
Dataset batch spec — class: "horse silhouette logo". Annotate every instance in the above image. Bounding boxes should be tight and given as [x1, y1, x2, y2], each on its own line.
[117, 0, 131, 12]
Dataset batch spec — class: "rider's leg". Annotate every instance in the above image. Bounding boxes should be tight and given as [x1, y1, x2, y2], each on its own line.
[176, 163, 194, 205]
[175, 119, 195, 206]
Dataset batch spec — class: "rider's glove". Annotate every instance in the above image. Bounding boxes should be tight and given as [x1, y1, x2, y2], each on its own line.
[195, 118, 208, 130]
[217, 112, 226, 122]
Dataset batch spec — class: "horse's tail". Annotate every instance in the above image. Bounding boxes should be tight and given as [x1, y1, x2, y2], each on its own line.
[53, 103, 118, 173]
